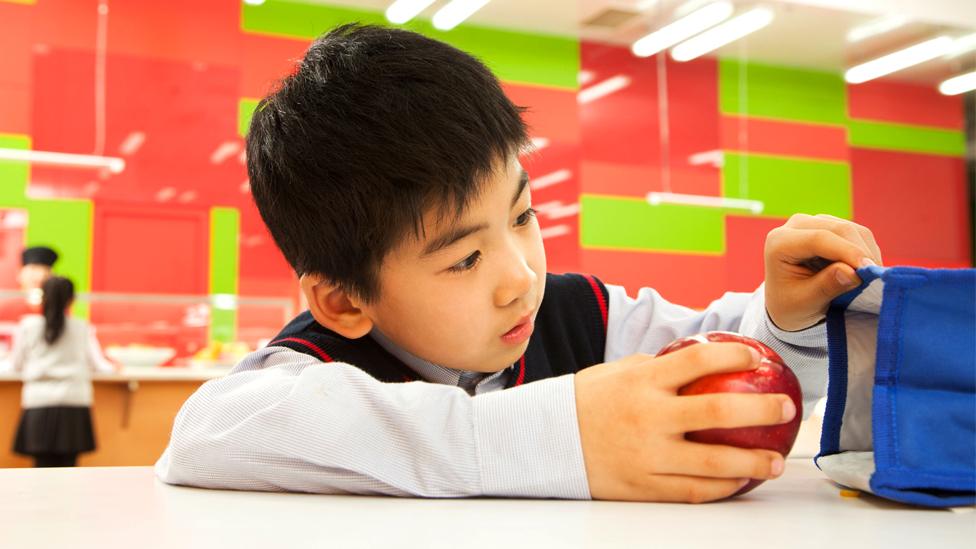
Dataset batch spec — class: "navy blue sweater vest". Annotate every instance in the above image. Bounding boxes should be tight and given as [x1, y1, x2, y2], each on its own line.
[268, 273, 609, 388]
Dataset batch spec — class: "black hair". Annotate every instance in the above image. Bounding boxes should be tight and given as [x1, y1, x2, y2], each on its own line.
[41, 276, 74, 345]
[246, 23, 528, 302]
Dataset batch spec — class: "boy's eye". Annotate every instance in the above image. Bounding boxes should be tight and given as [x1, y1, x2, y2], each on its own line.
[515, 207, 537, 227]
[448, 251, 482, 273]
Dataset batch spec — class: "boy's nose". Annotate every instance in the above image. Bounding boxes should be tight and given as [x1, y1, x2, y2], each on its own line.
[494, 254, 536, 308]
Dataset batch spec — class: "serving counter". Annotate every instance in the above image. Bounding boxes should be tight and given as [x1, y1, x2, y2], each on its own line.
[0, 366, 231, 467]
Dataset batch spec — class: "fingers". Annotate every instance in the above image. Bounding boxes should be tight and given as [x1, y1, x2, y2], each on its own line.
[652, 343, 760, 390]
[770, 226, 872, 273]
[652, 442, 786, 481]
[631, 474, 752, 504]
[808, 260, 862, 301]
[783, 214, 882, 266]
[815, 214, 883, 265]
[670, 393, 796, 432]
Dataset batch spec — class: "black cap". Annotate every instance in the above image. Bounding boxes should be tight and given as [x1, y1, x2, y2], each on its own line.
[22, 246, 58, 267]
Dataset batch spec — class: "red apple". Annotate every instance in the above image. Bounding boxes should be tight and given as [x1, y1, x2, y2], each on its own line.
[656, 331, 803, 495]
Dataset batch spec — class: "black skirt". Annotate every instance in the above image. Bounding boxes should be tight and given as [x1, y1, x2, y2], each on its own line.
[13, 406, 96, 457]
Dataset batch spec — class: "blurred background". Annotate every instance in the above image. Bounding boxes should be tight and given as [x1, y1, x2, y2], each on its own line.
[0, 0, 972, 466]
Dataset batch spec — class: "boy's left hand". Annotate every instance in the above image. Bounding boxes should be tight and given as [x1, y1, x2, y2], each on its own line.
[764, 214, 883, 332]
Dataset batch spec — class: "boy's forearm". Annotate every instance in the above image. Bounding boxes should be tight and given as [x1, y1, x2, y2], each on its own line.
[155, 347, 589, 499]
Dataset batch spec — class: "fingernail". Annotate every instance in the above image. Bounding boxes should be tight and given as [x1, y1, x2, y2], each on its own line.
[860, 258, 876, 268]
[738, 478, 750, 488]
[782, 398, 796, 422]
[771, 457, 784, 477]
[835, 269, 858, 287]
[748, 347, 760, 366]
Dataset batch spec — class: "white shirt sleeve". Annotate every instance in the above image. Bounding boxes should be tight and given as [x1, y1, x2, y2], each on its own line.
[155, 347, 589, 499]
[85, 325, 116, 374]
[604, 283, 827, 417]
[8, 319, 30, 374]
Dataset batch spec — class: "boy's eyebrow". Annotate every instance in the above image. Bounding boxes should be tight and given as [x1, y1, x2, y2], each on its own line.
[421, 170, 531, 258]
[421, 222, 489, 258]
[511, 169, 529, 207]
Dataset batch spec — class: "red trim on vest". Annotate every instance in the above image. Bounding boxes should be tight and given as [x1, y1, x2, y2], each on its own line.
[514, 355, 526, 386]
[269, 337, 334, 362]
[582, 274, 608, 330]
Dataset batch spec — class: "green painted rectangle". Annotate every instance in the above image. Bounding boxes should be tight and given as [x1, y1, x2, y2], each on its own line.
[210, 207, 240, 294]
[239, 98, 259, 138]
[0, 134, 30, 208]
[847, 119, 965, 157]
[210, 308, 236, 344]
[722, 153, 851, 219]
[209, 207, 239, 343]
[26, 199, 93, 319]
[241, 1, 579, 89]
[719, 59, 847, 126]
[580, 195, 726, 253]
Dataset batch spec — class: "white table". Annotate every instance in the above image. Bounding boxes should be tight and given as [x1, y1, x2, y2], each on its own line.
[0, 460, 972, 549]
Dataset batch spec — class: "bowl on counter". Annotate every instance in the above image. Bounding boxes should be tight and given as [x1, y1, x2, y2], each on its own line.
[105, 346, 177, 368]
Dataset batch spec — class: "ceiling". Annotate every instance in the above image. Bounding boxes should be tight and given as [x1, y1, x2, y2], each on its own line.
[306, 0, 976, 84]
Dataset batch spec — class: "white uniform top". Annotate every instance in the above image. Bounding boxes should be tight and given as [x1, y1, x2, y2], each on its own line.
[9, 315, 114, 408]
[155, 283, 827, 499]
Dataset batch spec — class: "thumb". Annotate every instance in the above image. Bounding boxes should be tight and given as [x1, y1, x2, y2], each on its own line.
[810, 262, 862, 301]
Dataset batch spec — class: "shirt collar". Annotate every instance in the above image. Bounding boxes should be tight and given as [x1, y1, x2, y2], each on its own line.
[369, 327, 510, 394]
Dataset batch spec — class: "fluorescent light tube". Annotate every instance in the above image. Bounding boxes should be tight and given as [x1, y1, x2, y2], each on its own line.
[0, 148, 125, 173]
[578, 75, 631, 104]
[670, 7, 774, 62]
[385, 0, 437, 25]
[647, 192, 763, 214]
[845, 36, 953, 84]
[432, 0, 490, 31]
[846, 15, 908, 43]
[939, 71, 976, 96]
[632, 1, 733, 58]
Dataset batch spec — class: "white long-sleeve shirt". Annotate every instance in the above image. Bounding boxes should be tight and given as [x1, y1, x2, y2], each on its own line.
[9, 315, 115, 408]
[155, 283, 827, 498]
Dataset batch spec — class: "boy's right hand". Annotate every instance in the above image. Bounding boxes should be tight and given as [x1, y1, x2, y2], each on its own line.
[574, 343, 796, 503]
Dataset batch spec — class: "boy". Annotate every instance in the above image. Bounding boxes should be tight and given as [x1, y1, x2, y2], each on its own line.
[155, 24, 882, 503]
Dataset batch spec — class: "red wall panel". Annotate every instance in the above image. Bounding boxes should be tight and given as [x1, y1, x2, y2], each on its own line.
[720, 116, 848, 161]
[92, 204, 209, 294]
[851, 147, 969, 266]
[581, 248, 729, 308]
[847, 80, 963, 129]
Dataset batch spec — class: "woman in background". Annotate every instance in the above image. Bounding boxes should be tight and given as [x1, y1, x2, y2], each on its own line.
[10, 276, 115, 467]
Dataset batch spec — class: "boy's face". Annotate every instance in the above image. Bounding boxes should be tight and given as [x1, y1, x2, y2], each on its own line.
[360, 154, 546, 373]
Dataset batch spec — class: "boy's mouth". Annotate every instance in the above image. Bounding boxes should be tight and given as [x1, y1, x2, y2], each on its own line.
[500, 313, 534, 345]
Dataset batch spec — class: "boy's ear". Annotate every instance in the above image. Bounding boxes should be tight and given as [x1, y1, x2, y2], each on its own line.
[300, 274, 373, 339]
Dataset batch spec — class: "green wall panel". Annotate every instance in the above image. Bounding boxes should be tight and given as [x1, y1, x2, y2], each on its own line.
[0, 134, 30, 207]
[581, 195, 726, 253]
[847, 119, 965, 157]
[209, 207, 240, 342]
[723, 153, 851, 219]
[0, 134, 93, 318]
[26, 199, 93, 319]
[719, 59, 847, 126]
[241, 1, 578, 89]
[238, 98, 259, 138]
